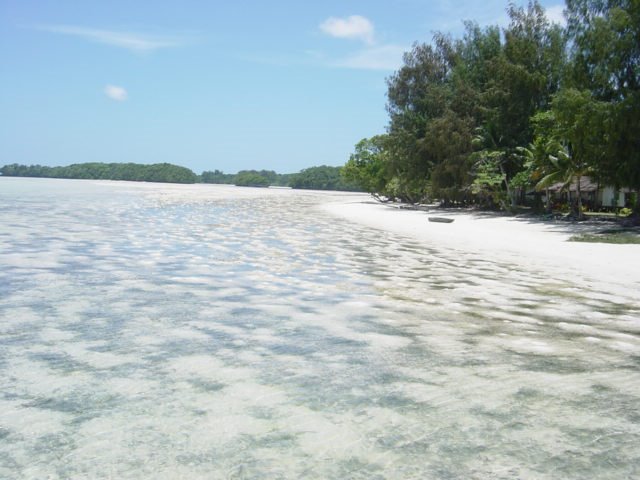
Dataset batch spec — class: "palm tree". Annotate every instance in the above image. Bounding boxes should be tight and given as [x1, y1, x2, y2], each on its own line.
[535, 141, 591, 220]
[516, 138, 554, 213]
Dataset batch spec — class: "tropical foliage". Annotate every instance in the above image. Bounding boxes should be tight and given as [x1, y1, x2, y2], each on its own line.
[343, 0, 640, 213]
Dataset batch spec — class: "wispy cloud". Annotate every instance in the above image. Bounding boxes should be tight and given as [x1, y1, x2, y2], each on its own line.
[104, 85, 127, 101]
[238, 15, 402, 72]
[35, 25, 188, 53]
[545, 5, 566, 26]
[317, 14, 405, 71]
[319, 15, 375, 44]
[332, 44, 406, 71]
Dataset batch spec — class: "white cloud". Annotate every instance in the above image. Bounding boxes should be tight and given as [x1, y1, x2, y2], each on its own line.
[319, 15, 375, 44]
[36, 25, 186, 53]
[104, 85, 127, 101]
[545, 5, 566, 26]
[332, 44, 407, 71]
[317, 14, 404, 71]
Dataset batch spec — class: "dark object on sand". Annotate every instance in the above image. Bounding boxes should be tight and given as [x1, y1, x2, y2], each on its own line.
[428, 217, 454, 223]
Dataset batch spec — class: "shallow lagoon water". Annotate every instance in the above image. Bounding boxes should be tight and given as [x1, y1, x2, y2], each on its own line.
[1, 177, 639, 479]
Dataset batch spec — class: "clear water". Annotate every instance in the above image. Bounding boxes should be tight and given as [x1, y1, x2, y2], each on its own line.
[1, 177, 639, 479]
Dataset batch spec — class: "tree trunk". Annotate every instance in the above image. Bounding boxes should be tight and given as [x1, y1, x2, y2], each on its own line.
[575, 174, 584, 220]
[545, 188, 552, 213]
[498, 162, 516, 210]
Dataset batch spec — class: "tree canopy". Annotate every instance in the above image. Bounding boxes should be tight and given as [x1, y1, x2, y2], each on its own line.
[233, 171, 271, 187]
[344, 0, 640, 212]
[290, 165, 360, 191]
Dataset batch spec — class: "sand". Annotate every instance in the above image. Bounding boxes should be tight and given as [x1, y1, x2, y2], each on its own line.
[3, 179, 639, 478]
[323, 199, 640, 299]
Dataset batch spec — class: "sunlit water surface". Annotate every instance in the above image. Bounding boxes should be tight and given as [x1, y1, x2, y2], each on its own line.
[1, 177, 639, 479]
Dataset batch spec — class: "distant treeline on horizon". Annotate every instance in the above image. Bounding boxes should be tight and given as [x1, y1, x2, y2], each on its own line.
[0, 162, 362, 192]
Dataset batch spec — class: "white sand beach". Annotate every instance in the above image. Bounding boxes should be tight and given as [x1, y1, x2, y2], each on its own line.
[324, 199, 640, 299]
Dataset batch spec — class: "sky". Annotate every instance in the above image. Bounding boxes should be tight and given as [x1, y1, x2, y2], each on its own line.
[0, 0, 565, 174]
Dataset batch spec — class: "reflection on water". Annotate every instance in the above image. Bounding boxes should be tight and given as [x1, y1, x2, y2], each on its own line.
[1, 178, 639, 479]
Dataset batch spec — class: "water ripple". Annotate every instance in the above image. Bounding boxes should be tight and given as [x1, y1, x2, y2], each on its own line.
[0, 178, 638, 479]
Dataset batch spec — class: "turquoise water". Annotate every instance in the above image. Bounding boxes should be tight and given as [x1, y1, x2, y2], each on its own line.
[1, 177, 639, 479]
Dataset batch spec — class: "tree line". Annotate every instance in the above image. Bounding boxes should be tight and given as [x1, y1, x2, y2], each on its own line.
[0, 162, 199, 184]
[1, 163, 361, 191]
[201, 166, 360, 191]
[342, 0, 639, 216]
[201, 169, 292, 187]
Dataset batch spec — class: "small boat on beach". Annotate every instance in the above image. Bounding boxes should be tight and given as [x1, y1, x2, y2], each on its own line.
[428, 217, 454, 223]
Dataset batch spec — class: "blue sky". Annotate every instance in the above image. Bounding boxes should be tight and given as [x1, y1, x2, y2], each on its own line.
[0, 0, 565, 174]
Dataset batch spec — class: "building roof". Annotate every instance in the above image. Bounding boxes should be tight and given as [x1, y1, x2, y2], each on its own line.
[547, 176, 599, 193]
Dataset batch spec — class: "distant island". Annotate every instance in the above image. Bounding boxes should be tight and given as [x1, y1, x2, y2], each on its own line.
[0, 162, 198, 184]
[0, 162, 361, 192]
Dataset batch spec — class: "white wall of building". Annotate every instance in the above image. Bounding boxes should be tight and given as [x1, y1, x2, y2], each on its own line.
[601, 186, 625, 207]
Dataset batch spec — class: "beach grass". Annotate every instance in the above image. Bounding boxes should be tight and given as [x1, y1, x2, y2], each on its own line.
[569, 231, 640, 244]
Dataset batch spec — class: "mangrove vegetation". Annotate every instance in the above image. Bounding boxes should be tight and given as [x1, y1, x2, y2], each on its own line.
[0, 162, 199, 184]
[1, 163, 361, 191]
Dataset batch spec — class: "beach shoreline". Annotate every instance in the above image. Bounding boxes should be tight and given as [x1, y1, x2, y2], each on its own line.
[323, 199, 640, 299]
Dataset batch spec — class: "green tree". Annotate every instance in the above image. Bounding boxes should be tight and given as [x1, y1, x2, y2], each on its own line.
[201, 169, 235, 184]
[471, 153, 509, 209]
[380, 2, 565, 207]
[515, 110, 561, 211]
[289, 165, 358, 191]
[565, 0, 640, 209]
[234, 171, 270, 187]
[385, 41, 454, 202]
[476, 1, 566, 207]
[424, 111, 474, 204]
[546, 88, 608, 218]
[342, 136, 390, 199]
[521, 91, 606, 218]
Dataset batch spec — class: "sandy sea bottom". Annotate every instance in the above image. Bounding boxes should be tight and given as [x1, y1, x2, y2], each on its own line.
[0, 178, 639, 479]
